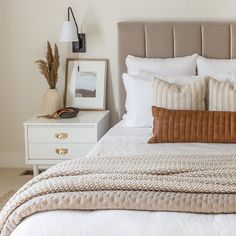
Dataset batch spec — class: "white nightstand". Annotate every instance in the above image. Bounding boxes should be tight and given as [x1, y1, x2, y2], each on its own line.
[24, 111, 110, 176]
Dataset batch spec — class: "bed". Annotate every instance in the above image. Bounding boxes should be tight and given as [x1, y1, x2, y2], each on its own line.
[9, 121, 236, 236]
[2, 21, 236, 236]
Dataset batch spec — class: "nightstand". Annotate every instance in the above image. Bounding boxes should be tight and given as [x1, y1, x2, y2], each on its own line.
[24, 111, 110, 176]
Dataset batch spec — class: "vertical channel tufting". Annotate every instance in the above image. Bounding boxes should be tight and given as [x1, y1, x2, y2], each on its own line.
[202, 23, 230, 58]
[173, 24, 175, 57]
[144, 24, 147, 58]
[201, 24, 204, 57]
[173, 23, 202, 57]
[230, 24, 232, 59]
[145, 22, 173, 58]
[230, 23, 236, 58]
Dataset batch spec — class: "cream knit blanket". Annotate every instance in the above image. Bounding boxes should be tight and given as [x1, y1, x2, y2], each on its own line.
[1, 153, 236, 236]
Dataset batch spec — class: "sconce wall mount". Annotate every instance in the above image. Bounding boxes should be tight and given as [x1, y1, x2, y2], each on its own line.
[73, 33, 86, 53]
[60, 7, 86, 53]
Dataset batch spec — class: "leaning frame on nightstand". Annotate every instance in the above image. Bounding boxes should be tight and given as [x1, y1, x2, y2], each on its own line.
[24, 111, 110, 176]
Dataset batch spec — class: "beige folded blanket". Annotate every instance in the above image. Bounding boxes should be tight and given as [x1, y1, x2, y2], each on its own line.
[1, 153, 236, 236]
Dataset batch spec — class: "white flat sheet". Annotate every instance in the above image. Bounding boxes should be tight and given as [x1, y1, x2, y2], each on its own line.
[12, 210, 236, 236]
[88, 120, 236, 157]
[12, 122, 236, 236]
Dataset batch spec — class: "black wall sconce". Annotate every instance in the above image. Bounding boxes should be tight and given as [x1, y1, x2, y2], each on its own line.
[59, 7, 86, 53]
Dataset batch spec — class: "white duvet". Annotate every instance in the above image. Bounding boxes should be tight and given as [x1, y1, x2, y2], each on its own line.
[12, 121, 236, 236]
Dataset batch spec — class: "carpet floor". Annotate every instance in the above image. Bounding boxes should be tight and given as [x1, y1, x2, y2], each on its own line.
[0, 168, 32, 210]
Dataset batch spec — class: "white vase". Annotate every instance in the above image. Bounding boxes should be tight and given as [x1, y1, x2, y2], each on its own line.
[42, 89, 62, 115]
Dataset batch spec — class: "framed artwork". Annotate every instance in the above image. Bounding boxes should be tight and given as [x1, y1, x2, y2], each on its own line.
[64, 58, 107, 110]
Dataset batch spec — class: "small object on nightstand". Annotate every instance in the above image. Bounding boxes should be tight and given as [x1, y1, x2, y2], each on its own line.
[59, 107, 79, 118]
[24, 111, 110, 176]
[37, 107, 79, 119]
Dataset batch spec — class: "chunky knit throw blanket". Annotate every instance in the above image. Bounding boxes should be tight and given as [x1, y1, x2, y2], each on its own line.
[1, 154, 236, 236]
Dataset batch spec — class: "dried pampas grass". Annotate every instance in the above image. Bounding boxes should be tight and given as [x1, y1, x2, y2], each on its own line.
[35, 42, 60, 89]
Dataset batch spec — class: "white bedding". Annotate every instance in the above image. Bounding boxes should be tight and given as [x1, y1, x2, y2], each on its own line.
[12, 121, 236, 236]
[89, 121, 236, 157]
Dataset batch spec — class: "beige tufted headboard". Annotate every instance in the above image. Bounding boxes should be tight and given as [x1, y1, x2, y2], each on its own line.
[117, 21, 236, 119]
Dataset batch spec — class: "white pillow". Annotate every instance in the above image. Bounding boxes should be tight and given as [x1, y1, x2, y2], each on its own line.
[139, 71, 201, 85]
[197, 56, 236, 76]
[123, 73, 153, 127]
[126, 54, 198, 77]
[122, 73, 204, 127]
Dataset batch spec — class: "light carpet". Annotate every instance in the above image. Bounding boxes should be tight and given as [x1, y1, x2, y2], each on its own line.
[0, 168, 32, 210]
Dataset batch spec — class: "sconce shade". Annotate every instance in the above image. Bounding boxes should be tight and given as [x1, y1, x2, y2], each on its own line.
[59, 21, 78, 42]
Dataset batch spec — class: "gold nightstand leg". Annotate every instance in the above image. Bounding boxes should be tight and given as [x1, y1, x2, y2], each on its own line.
[33, 165, 39, 176]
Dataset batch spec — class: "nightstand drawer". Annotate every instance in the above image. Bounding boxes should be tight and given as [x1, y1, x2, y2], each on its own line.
[28, 143, 94, 160]
[24, 111, 110, 176]
[28, 126, 96, 143]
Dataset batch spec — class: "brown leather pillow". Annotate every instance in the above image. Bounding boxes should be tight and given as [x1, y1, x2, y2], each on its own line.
[149, 106, 236, 143]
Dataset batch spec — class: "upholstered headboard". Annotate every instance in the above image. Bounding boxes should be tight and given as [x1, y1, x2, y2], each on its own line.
[117, 21, 236, 118]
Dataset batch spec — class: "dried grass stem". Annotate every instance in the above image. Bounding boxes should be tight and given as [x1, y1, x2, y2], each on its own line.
[35, 42, 60, 89]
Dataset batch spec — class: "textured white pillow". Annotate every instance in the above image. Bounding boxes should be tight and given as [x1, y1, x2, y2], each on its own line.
[153, 77, 207, 111]
[208, 77, 236, 111]
[126, 54, 198, 77]
[122, 73, 204, 127]
[197, 56, 236, 76]
[140, 71, 203, 85]
[123, 73, 153, 127]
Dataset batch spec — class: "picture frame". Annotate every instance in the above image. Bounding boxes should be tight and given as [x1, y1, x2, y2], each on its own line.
[64, 58, 108, 110]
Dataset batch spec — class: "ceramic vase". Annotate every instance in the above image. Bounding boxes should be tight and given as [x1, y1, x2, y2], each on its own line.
[42, 88, 62, 115]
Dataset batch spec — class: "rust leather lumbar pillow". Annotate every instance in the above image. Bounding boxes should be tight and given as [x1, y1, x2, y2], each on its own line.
[149, 106, 236, 143]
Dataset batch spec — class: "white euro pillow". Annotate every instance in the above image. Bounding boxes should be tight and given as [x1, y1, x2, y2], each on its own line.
[126, 54, 198, 77]
[123, 73, 153, 127]
[139, 71, 201, 85]
[122, 73, 204, 127]
[197, 56, 236, 77]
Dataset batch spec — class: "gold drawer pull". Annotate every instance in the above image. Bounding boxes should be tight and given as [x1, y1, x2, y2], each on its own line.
[55, 133, 68, 140]
[56, 148, 68, 155]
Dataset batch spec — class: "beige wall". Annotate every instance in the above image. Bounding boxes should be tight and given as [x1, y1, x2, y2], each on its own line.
[1, 0, 236, 167]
